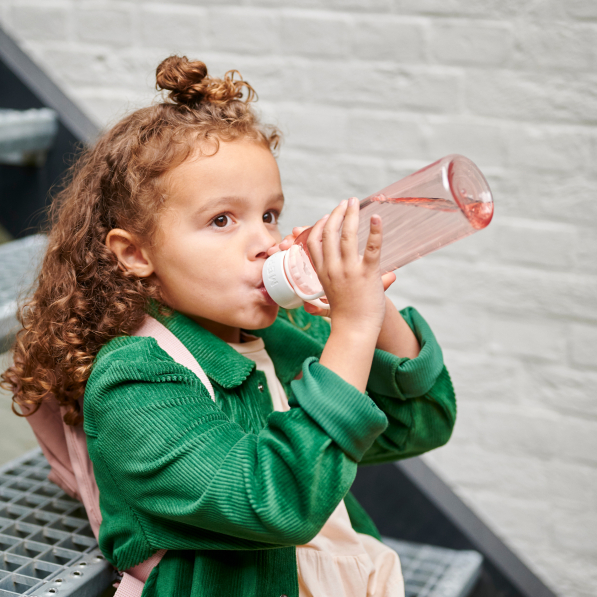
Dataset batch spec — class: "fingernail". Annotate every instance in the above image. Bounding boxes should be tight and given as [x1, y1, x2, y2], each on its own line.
[348, 197, 357, 207]
[371, 215, 381, 225]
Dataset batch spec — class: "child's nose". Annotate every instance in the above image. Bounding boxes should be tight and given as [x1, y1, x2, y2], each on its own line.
[251, 226, 278, 261]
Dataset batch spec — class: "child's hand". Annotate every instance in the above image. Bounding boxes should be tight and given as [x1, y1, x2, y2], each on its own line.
[266, 216, 396, 319]
[266, 227, 309, 256]
[304, 272, 396, 317]
[306, 197, 390, 334]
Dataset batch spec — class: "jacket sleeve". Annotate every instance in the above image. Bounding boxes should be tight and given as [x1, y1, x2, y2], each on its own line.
[84, 342, 387, 553]
[360, 306, 457, 465]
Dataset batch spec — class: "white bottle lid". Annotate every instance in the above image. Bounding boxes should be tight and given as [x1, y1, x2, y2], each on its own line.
[262, 251, 303, 309]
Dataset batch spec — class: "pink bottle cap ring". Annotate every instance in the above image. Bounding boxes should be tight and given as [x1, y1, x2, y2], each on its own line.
[286, 245, 325, 299]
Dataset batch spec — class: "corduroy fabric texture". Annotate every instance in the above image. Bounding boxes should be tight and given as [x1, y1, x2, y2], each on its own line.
[83, 306, 456, 597]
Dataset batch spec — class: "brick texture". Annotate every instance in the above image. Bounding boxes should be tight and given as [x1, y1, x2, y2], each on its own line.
[1, 2, 595, 596]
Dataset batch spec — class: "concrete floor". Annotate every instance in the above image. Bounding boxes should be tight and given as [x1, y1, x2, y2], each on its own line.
[0, 351, 38, 466]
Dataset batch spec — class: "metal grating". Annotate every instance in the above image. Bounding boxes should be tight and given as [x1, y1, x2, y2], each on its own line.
[0, 108, 58, 166]
[0, 450, 482, 597]
[383, 536, 482, 597]
[0, 235, 47, 349]
[0, 449, 114, 596]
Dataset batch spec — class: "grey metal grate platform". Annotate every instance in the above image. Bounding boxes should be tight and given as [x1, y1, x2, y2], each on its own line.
[0, 234, 47, 349]
[0, 449, 482, 597]
[383, 537, 482, 597]
[0, 108, 58, 167]
[0, 449, 115, 596]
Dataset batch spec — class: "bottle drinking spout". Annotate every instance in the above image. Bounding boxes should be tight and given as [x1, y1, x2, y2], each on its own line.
[263, 154, 494, 310]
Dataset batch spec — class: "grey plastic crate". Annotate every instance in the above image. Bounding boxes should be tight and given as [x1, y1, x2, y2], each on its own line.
[0, 449, 115, 596]
[383, 536, 482, 597]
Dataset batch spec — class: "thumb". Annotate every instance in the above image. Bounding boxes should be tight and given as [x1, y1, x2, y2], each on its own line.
[304, 302, 331, 317]
[382, 271, 396, 292]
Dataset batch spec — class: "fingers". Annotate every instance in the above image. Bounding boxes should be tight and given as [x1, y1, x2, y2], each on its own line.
[304, 302, 330, 317]
[279, 226, 309, 251]
[306, 214, 330, 272]
[277, 234, 295, 252]
[362, 214, 383, 270]
[267, 226, 312, 256]
[339, 197, 360, 261]
[381, 271, 396, 291]
[267, 234, 292, 256]
[319, 199, 348, 268]
[304, 271, 394, 318]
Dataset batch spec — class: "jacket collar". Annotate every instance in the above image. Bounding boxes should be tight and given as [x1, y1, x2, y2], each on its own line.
[252, 313, 325, 384]
[155, 310, 255, 388]
[153, 307, 324, 388]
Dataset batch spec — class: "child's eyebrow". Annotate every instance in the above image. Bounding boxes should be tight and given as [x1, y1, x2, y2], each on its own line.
[195, 194, 285, 215]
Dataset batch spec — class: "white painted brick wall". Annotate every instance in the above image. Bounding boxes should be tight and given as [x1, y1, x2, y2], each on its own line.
[1, 1, 596, 595]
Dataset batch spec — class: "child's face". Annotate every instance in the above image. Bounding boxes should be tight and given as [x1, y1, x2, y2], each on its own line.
[149, 139, 284, 341]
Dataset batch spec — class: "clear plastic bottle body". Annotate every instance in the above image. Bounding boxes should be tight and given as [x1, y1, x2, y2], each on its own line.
[264, 154, 494, 308]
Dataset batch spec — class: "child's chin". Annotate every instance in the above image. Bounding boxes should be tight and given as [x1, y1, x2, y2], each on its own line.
[245, 305, 279, 330]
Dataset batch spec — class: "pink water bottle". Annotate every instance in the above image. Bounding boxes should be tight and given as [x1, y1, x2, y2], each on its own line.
[263, 154, 494, 310]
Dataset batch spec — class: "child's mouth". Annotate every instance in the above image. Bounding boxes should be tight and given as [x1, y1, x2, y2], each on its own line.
[258, 283, 277, 306]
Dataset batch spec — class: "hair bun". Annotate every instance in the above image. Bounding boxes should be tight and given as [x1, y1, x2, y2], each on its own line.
[156, 55, 255, 107]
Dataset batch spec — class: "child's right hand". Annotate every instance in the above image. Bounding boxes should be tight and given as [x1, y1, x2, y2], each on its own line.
[306, 197, 387, 336]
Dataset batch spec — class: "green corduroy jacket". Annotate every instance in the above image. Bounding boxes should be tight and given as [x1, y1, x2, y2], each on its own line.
[83, 305, 456, 597]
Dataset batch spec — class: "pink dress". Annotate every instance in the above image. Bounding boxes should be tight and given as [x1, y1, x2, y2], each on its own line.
[228, 333, 405, 597]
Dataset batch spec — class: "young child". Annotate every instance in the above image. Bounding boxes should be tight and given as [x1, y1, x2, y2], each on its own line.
[2, 56, 456, 597]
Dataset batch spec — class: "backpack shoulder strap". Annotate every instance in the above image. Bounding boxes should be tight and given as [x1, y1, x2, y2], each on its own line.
[62, 315, 213, 596]
[62, 408, 102, 537]
[23, 398, 80, 499]
[110, 315, 215, 593]
[134, 315, 215, 401]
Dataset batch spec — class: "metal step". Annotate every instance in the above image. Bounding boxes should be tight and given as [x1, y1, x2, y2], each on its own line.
[0, 109, 58, 167]
[0, 449, 116, 596]
[382, 537, 482, 597]
[0, 448, 482, 597]
[0, 234, 46, 351]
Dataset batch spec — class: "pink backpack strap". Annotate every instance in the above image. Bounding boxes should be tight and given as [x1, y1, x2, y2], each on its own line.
[113, 549, 167, 595]
[120, 549, 168, 584]
[22, 398, 80, 499]
[134, 316, 215, 401]
[112, 574, 145, 597]
[59, 315, 213, 597]
[61, 406, 103, 538]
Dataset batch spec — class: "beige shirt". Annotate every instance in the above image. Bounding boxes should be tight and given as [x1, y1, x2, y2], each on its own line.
[228, 333, 405, 597]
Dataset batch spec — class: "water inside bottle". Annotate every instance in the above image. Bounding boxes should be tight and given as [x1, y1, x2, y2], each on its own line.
[358, 194, 493, 273]
[287, 195, 493, 298]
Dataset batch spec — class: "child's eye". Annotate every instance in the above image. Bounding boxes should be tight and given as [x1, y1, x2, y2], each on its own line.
[211, 214, 231, 228]
[263, 210, 279, 225]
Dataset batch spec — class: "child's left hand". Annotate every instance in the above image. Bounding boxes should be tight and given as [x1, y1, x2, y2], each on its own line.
[267, 226, 311, 256]
[267, 226, 397, 317]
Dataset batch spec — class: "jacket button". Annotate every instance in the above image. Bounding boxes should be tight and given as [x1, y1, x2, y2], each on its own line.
[280, 595, 288, 597]
[258, 383, 264, 392]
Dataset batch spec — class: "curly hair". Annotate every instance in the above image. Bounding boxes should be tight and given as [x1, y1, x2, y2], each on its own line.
[1, 55, 281, 426]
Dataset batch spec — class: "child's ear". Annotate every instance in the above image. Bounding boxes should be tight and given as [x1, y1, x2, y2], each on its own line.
[105, 229, 154, 278]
